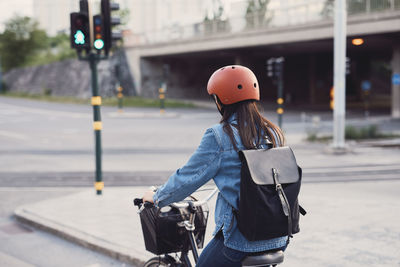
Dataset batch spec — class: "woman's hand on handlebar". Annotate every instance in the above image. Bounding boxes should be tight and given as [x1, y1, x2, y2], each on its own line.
[142, 190, 155, 204]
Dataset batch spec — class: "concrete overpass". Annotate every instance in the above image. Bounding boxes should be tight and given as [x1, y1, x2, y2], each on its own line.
[124, 2, 400, 116]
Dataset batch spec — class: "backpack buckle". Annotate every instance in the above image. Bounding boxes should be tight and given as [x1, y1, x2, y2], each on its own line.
[276, 183, 282, 191]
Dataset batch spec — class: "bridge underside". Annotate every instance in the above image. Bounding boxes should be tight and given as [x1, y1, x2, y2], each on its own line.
[137, 32, 399, 111]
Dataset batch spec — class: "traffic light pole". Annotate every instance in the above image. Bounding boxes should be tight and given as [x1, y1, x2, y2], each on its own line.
[277, 70, 284, 128]
[267, 57, 285, 129]
[0, 55, 2, 93]
[89, 52, 103, 195]
[71, 0, 122, 195]
[333, 0, 347, 150]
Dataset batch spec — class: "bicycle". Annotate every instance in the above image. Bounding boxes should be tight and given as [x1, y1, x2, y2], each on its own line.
[133, 188, 284, 267]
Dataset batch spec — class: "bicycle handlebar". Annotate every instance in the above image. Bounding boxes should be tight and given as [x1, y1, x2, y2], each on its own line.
[170, 188, 218, 209]
[133, 187, 219, 211]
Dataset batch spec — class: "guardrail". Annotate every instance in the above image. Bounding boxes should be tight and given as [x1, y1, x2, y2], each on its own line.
[128, 0, 400, 46]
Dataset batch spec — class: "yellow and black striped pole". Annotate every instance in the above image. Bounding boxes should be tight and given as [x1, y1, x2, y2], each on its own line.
[159, 85, 166, 114]
[330, 86, 334, 110]
[89, 52, 103, 195]
[117, 84, 123, 113]
[277, 97, 284, 127]
[276, 58, 285, 128]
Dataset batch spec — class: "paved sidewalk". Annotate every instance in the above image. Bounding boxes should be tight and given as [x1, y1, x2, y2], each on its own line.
[14, 181, 400, 267]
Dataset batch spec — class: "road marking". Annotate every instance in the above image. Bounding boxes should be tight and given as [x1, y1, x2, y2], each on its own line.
[0, 251, 35, 267]
[0, 130, 29, 140]
[0, 187, 84, 192]
[304, 164, 400, 174]
[0, 103, 90, 119]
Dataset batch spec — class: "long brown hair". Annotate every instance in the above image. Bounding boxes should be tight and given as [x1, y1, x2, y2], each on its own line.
[220, 100, 285, 150]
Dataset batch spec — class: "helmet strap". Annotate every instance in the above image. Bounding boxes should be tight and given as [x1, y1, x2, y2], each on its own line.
[213, 95, 224, 116]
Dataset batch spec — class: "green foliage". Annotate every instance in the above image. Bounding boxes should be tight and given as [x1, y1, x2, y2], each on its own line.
[245, 0, 271, 29]
[0, 80, 7, 93]
[321, 0, 400, 18]
[31, 33, 76, 66]
[202, 1, 231, 34]
[1, 92, 195, 108]
[42, 87, 52, 96]
[0, 15, 76, 72]
[116, 8, 130, 27]
[103, 96, 195, 108]
[307, 125, 399, 142]
[0, 15, 47, 71]
[345, 125, 380, 140]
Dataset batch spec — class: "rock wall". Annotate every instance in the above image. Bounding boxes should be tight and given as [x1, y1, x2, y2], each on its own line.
[3, 50, 136, 98]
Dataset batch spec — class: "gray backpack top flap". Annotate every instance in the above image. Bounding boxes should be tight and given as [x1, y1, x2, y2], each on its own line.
[239, 146, 299, 185]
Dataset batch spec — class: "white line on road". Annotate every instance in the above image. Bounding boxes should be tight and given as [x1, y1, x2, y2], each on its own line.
[0, 187, 85, 192]
[0, 130, 29, 140]
[0, 103, 91, 119]
[0, 251, 35, 267]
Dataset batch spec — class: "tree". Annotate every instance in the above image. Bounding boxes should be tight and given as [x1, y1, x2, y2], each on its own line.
[203, 0, 230, 34]
[0, 15, 47, 71]
[321, 0, 397, 18]
[245, 0, 271, 29]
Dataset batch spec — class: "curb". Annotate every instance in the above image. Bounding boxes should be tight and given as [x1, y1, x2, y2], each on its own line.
[14, 207, 145, 267]
[107, 111, 180, 119]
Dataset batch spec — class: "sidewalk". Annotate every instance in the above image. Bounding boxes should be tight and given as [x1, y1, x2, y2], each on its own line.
[13, 136, 400, 266]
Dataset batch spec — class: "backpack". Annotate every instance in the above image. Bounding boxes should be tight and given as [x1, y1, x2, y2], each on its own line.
[235, 146, 306, 242]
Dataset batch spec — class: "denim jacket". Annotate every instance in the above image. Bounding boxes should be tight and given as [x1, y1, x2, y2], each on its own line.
[153, 117, 288, 252]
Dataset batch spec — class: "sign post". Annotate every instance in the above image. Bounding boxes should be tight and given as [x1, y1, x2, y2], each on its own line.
[69, 0, 121, 194]
[333, 0, 347, 150]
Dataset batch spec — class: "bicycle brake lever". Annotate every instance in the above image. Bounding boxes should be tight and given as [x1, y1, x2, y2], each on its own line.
[137, 201, 154, 214]
[137, 205, 145, 214]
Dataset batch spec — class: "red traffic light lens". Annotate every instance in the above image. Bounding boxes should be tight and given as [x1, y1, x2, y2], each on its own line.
[75, 18, 83, 27]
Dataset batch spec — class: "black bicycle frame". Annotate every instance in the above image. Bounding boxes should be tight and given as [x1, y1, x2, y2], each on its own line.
[178, 206, 200, 267]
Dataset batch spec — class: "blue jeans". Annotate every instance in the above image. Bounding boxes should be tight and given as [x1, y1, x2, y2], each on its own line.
[196, 232, 287, 267]
[196, 232, 247, 267]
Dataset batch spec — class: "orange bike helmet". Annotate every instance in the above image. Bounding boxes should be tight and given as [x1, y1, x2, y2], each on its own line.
[207, 65, 260, 105]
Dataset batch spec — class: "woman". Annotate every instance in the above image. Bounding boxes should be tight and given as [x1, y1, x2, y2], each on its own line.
[142, 65, 287, 267]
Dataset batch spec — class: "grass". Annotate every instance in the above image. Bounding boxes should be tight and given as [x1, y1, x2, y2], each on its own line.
[307, 125, 400, 142]
[345, 125, 400, 140]
[0, 91, 195, 108]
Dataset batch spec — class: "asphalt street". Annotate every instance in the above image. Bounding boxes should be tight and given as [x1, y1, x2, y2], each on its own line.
[0, 187, 133, 267]
[1, 96, 399, 186]
[1, 96, 400, 266]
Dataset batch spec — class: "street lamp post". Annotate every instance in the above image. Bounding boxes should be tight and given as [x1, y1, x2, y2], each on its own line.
[333, 0, 347, 149]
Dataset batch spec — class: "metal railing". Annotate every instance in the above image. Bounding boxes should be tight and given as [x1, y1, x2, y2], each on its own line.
[127, 0, 400, 46]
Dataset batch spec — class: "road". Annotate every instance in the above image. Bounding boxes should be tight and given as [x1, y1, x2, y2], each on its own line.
[1, 96, 399, 186]
[0, 187, 133, 266]
[1, 96, 400, 266]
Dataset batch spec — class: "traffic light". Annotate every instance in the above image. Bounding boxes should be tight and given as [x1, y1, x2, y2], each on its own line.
[70, 0, 90, 51]
[70, 13, 90, 50]
[267, 58, 274, 77]
[275, 57, 284, 77]
[266, 57, 285, 79]
[93, 15, 105, 51]
[101, 0, 122, 55]
[345, 57, 351, 75]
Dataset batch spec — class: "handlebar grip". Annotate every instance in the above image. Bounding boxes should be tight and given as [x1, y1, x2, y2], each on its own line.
[133, 198, 143, 206]
[144, 202, 154, 208]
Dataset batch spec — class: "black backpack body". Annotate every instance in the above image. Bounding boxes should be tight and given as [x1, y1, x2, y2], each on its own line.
[236, 146, 305, 242]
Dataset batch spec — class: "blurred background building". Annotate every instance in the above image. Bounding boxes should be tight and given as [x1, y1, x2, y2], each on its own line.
[33, 0, 78, 35]
[122, 0, 400, 116]
[1, 0, 399, 115]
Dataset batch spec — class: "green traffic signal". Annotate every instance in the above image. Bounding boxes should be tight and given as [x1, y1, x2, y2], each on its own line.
[94, 39, 105, 50]
[74, 30, 86, 45]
